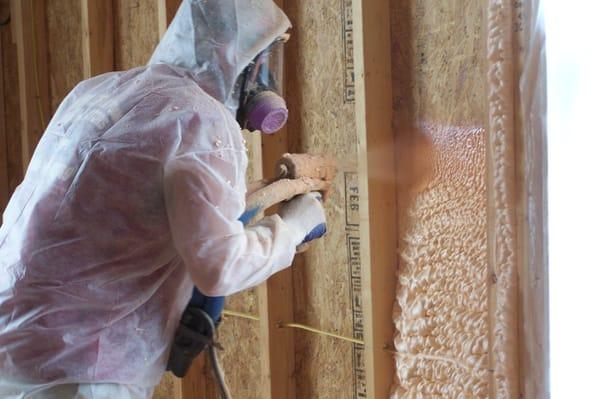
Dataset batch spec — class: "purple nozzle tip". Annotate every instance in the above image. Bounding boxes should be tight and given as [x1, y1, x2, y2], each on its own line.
[246, 91, 288, 134]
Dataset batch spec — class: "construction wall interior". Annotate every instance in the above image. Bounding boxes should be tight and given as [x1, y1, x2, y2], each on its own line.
[1, 0, 547, 398]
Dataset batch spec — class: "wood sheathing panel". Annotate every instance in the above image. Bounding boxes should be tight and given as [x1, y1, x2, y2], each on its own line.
[0, 24, 23, 198]
[114, 0, 159, 70]
[390, 0, 491, 397]
[216, 290, 262, 398]
[46, 0, 83, 113]
[285, 1, 357, 397]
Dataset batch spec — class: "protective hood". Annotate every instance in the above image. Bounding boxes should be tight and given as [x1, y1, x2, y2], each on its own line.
[149, 0, 291, 114]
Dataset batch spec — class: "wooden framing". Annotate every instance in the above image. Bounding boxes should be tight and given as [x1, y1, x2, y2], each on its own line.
[10, 0, 50, 170]
[81, 0, 113, 78]
[0, 35, 8, 207]
[352, 0, 397, 397]
[255, 1, 296, 397]
[514, 1, 549, 397]
[486, 1, 548, 397]
[157, 0, 178, 38]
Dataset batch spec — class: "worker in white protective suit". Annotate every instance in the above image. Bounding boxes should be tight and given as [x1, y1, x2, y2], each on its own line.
[0, 0, 327, 398]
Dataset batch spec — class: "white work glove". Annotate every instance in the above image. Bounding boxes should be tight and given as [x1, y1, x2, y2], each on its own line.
[278, 192, 327, 246]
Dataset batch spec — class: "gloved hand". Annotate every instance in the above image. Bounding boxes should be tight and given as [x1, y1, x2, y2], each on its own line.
[278, 192, 327, 245]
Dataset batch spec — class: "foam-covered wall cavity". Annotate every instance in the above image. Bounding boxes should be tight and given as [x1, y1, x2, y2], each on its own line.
[392, 125, 488, 398]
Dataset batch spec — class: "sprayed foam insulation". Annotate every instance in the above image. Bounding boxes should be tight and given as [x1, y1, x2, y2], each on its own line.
[284, 1, 358, 397]
[390, 0, 489, 397]
[390, 0, 526, 397]
[393, 125, 488, 398]
[46, 0, 83, 113]
[485, 0, 521, 396]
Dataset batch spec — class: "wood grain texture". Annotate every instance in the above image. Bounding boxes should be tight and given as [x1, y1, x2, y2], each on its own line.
[285, 1, 357, 397]
[81, 0, 114, 78]
[214, 297, 262, 399]
[0, 32, 8, 207]
[10, 0, 51, 170]
[47, 0, 83, 113]
[153, 373, 182, 399]
[114, 0, 160, 70]
[0, 25, 21, 196]
[513, 1, 549, 397]
[1, 24, 22, 194]
[351, 0, 398, 397]
[256, 1, 296, 396]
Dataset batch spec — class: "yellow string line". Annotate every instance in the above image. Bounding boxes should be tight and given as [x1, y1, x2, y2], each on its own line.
[222, 309, 260, 321]
[221, 309, 365, 345]
[29, 0, 46, 128]
[279, 322, 365, 345]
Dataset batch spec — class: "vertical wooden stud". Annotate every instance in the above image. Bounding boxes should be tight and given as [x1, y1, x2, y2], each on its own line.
[0, 35, 9, 207]
[256, 0, 296, 397]
[10, 0, 50, 170]
[157, 0, 179, 39]
[352, 0, 397, 397]
[157, 0, 167, 39]
[81, 0, 113, 79]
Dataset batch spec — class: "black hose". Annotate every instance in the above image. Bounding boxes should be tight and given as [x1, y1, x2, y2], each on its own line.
[200, 309, 231, 399]
[208, 342, 231, 399]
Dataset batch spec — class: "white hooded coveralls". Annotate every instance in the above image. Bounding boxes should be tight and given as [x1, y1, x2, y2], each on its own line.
[0, 1, 294, 397]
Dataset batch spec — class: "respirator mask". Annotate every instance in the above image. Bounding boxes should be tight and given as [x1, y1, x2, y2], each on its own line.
[235, 34, 289, 134]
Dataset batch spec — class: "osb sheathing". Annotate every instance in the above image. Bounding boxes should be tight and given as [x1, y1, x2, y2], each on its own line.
[285, 2, 358, 398]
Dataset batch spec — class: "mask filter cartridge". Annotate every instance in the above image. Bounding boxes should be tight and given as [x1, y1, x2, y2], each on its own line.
[245, 91, 288, 134]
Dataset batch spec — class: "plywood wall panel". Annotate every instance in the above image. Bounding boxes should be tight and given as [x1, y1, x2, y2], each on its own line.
[216, 293, 262, 399]
[285, 1, 358, 397]
[402, 0, 486, 125]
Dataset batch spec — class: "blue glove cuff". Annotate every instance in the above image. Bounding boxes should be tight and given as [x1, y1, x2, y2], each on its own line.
[239, 206, 261, 225]
[301, 223, 327, 244]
